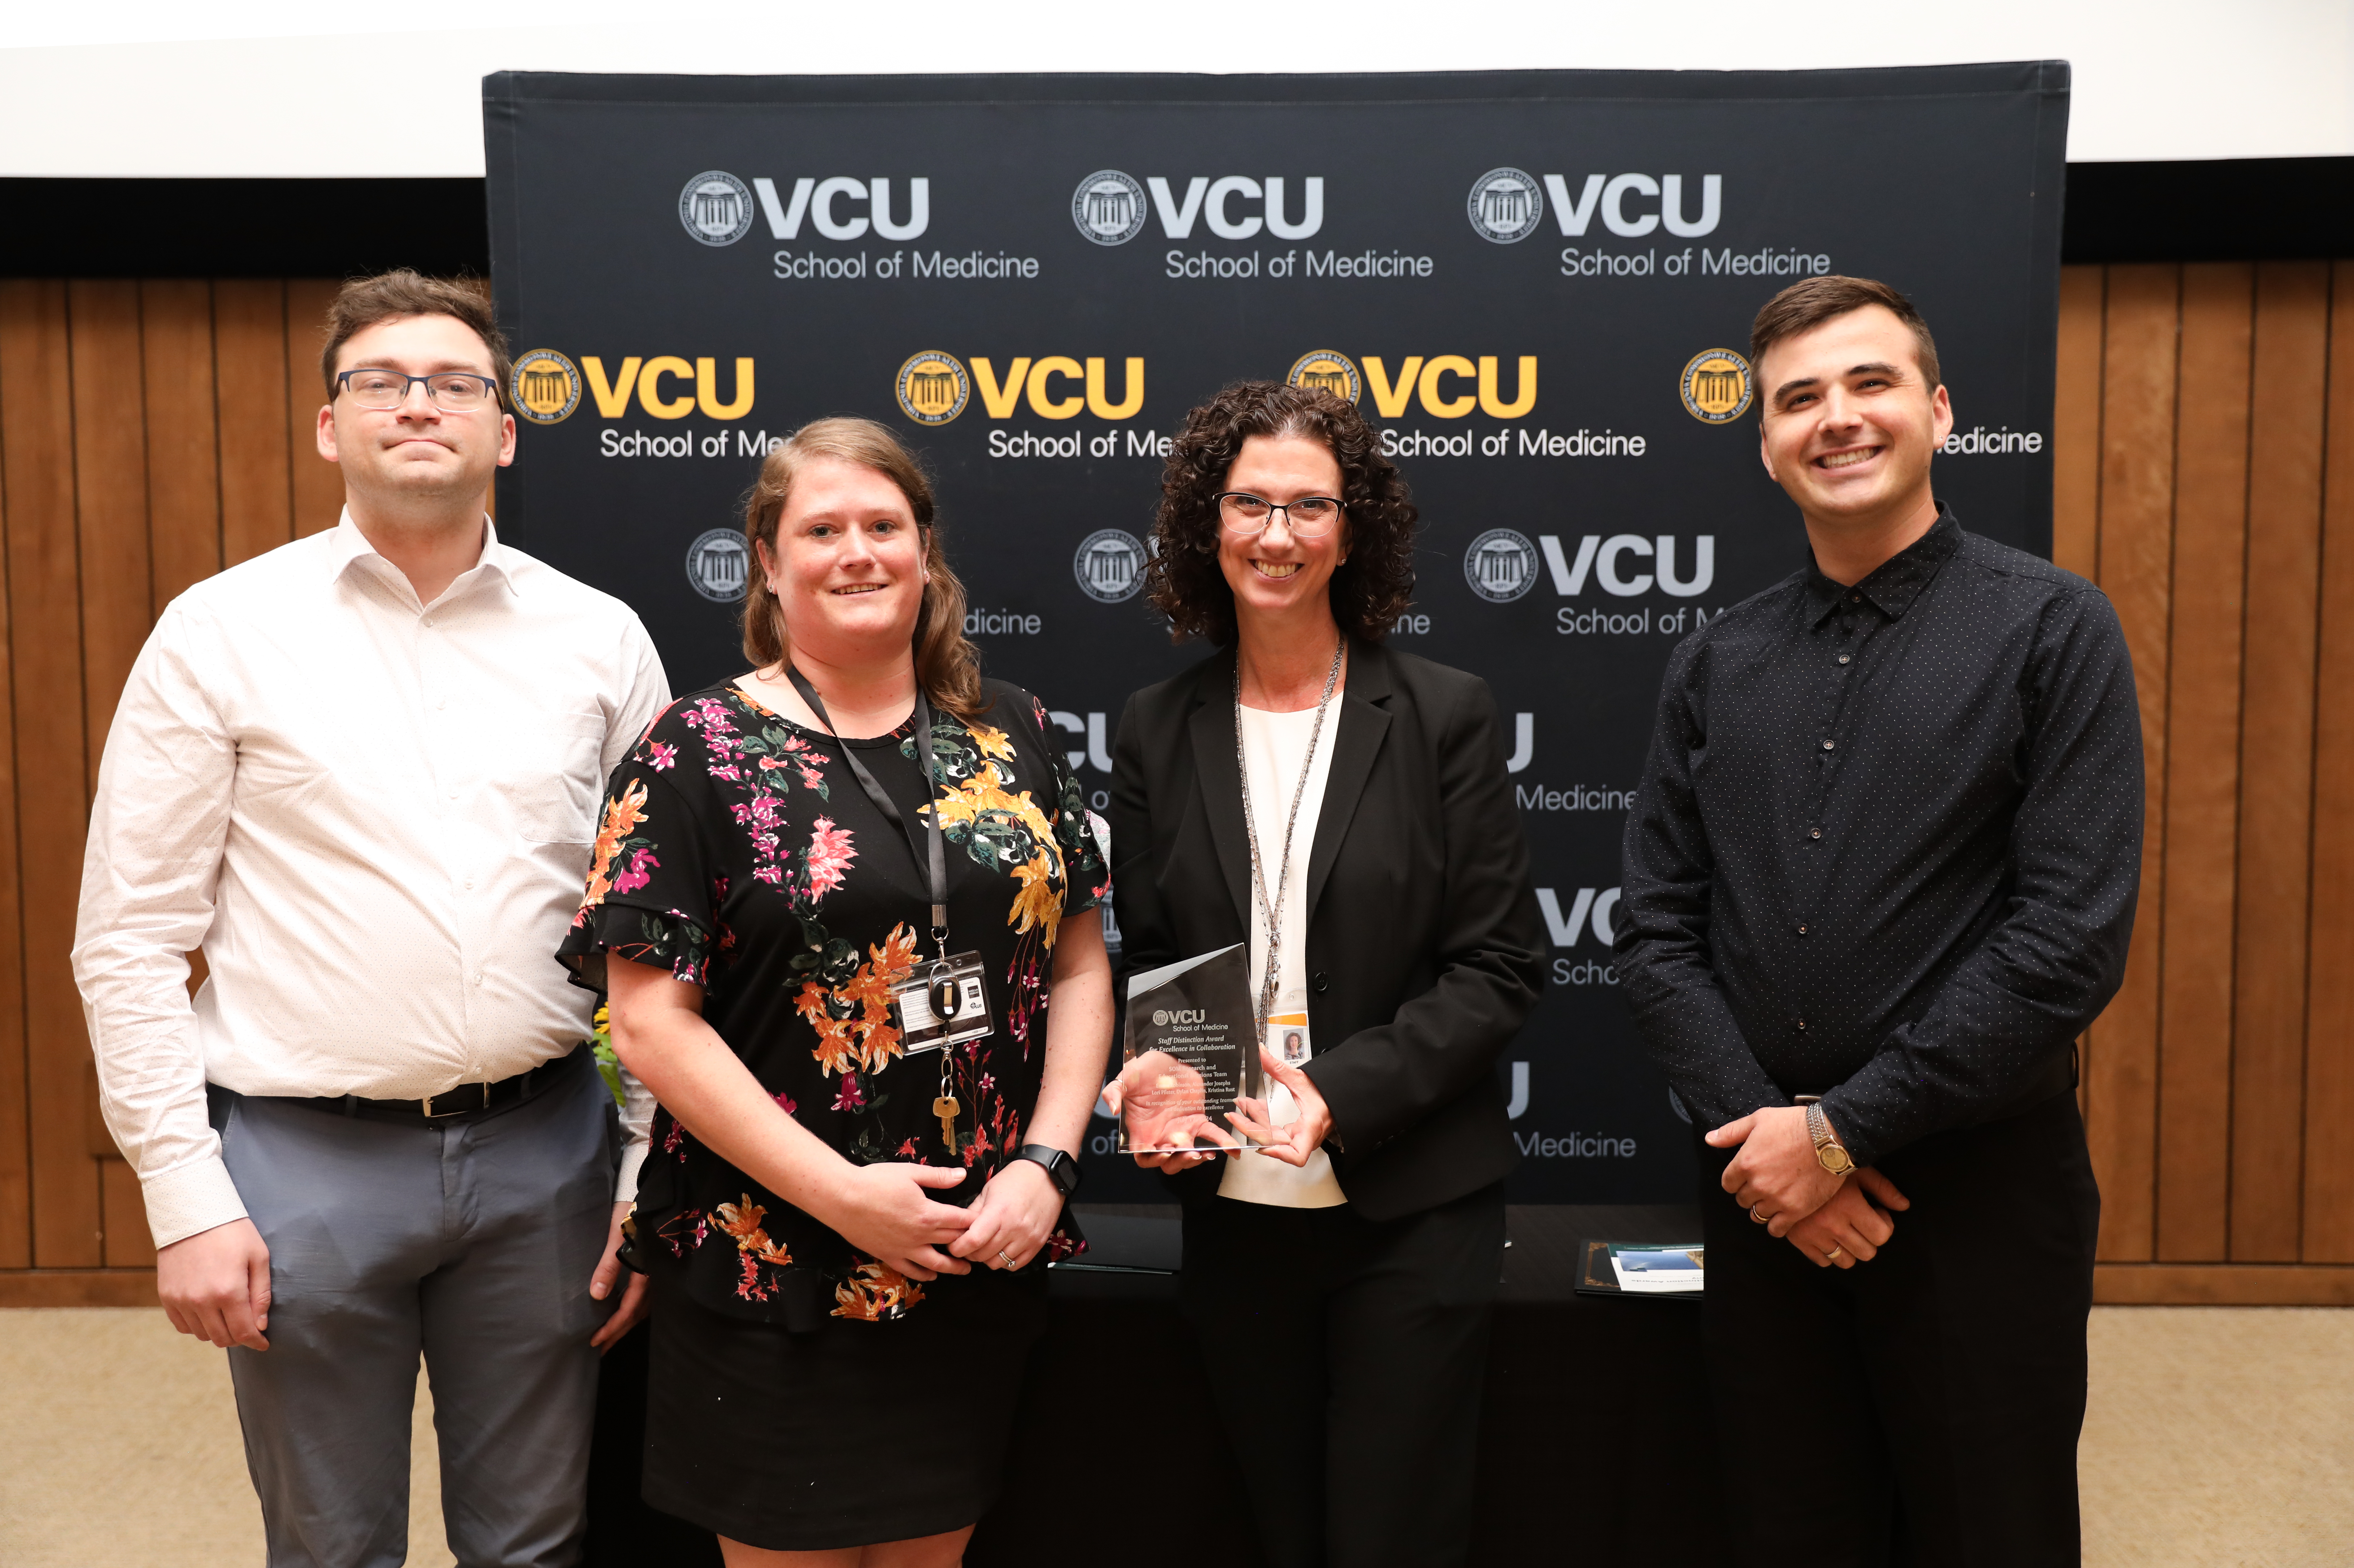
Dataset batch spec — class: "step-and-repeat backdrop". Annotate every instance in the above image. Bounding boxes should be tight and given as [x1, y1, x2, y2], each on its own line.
[485, 65, 2068, 1203]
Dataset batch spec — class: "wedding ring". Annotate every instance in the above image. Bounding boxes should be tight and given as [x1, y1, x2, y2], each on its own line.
[997, 1249, 1015, 1268]
[1825, 1245, 1845, 1261]
[1749, 1206, 1770, 1224]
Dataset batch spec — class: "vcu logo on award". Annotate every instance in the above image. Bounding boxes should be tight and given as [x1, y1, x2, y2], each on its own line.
[686, 529, 751, 603]
[896, 352, 970, 426]
[510, 349, 581, 426]
[1466, 168, 1545, 244]
[1464, 528, 1540, 602]
[1073, 529, 1147, 603]
[1680, 349, 1754, 423]
[1287, 350, 1361, 405]
[679, 171, 755, 246]
[1072, 170, 1148, 246]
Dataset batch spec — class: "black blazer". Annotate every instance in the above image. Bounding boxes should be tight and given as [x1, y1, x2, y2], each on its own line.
[1109, 637, 1546, 1222]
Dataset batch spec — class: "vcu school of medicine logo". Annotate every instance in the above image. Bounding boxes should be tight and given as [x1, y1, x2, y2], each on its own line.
[1466, 168, 1545, 244]
[509, 349, 581, 426]
[1073, 529, 1147, 603]
[1680, 348, 1754, 423]
[685, 529, 751, 603]
[1464, 528, 1540, 603]
[895, 351, 970, 425]
[1072, 170, 1148, 246]
[1287, 350, 1361, 405]
[679, 171, 756, 247]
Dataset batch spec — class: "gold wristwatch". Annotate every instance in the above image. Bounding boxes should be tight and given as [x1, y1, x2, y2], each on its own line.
[1794, 1095, 1855, 1175]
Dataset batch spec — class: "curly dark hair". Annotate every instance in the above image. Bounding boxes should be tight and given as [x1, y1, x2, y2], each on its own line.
[1146, 381, 1417, 645]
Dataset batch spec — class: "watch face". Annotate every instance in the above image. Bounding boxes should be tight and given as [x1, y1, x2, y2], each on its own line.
[1821, 1147, 1855, 1174]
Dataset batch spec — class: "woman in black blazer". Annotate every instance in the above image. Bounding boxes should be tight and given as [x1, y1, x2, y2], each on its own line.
[1111, 381, 1545, 1568]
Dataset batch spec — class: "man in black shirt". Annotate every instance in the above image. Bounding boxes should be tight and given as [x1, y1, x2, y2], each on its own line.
[1617, 276, 2141, 1566]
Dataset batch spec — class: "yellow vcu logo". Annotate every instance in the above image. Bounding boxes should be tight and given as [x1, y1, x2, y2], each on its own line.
[583, 357, 756, 420]
[969, 357, 1145, 420]
[1361, 356, 1537, 420]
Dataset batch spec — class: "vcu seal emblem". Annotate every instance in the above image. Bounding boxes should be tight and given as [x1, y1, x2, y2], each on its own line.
[509, 349, 581, 426]
[1464, 528, 1540, 603]
[1466, 168, 1545, 244]
[679, 171, 755, 247]
[1286, 351, 1361, 405]
[1679, 349, 1754, 423]
[685, 529, 751, 603]
[896, 352, 970, 426]
[1071, 171, 1148, 246]
[1073, 529, 1147, 603]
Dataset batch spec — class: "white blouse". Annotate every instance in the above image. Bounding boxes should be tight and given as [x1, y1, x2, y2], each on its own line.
[1219, 704, 1347, 1208]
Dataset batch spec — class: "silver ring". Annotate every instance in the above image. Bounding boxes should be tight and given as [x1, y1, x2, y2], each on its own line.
[1749, 1206, 1771, 1225]
[997, 1249, 1015, 1268]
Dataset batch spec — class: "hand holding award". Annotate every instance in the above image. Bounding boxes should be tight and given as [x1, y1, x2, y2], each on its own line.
[1118, 944, 1263, 1164]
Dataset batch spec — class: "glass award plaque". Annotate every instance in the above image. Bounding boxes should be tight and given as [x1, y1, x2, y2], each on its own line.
[1114, 944, 1264, 1155]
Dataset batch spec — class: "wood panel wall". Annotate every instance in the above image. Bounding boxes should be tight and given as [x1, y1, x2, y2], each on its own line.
[0, 279, 345, 1304]
[0, 269, 2347, 1305]
[2059, 261, 2354, 1305]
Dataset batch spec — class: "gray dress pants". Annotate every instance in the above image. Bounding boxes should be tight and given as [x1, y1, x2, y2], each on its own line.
[213, 1050, 618, 1568]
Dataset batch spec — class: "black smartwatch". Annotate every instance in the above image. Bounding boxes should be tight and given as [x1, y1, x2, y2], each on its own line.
[1013, 1143, 1082, 1198]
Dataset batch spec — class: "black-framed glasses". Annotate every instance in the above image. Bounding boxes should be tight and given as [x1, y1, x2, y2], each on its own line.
[1215, 492, 1346, 537]
[335, 368, 501, 412]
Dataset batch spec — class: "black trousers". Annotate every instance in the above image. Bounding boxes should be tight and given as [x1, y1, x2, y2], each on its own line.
[1178, 1183, 1504, 1568]
[1698, 1089, 2100, 1568]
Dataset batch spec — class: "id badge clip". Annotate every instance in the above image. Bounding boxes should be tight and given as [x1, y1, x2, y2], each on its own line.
[893, 952, 994, 1053]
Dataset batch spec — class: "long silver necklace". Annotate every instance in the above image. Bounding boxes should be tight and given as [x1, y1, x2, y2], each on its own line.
[1234, 637, 1346, 1033]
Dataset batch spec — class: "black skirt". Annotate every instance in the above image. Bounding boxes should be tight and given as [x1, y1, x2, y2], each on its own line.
[641, 1260, 1049, 1550]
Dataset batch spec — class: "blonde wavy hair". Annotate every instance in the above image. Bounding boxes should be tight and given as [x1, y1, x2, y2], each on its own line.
[739, 417, 986, 722]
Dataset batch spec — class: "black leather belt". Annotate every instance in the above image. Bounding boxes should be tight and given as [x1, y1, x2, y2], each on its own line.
[301, 1042, 585, 1126]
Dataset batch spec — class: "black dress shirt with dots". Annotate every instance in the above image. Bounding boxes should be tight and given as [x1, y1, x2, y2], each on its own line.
[1615, 508, 2143, 1167]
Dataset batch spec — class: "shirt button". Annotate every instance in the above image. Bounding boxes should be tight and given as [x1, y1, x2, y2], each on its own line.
[437, 697, 448, 710]
[1821, 739, 1836, 751]
[473, 972, 485, 986]
[422, 616, 435, 628]
[1837, 654, 1852, 666]
[448, 790, 459, 800]
[1849, 593, 1860, 602]
[1797, 924, 1809, 935]
[464, 876, 475, 890]
[1810, 828, 1823, 840]
[1795, 1019, 1809, 1032]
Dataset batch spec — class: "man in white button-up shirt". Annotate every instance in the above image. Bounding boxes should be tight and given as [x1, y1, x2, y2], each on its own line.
[72, 271, 669, 1567]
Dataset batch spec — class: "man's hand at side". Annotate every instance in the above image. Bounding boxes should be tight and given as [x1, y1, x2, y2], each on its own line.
[588, 1200, 650, 1353]
[1707, 1105, 1844, 1235]
[157, 1217, 271, 1351]
[1784, 1169, 1912, 1269]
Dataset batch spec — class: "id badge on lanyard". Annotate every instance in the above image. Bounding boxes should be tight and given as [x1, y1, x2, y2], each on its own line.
[786, 668, 996, 1151]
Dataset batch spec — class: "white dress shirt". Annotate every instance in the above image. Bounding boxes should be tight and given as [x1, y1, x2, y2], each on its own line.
[1220, 703, 1347, 1208]
[72, 513, 670, 1248]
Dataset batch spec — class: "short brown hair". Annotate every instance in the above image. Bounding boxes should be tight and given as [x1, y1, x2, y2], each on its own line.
[318, 270, 510, 405]
[740, 417, 986, 722]
[1750, 275, 1941, 395]
[1147, 382, 1417, 646]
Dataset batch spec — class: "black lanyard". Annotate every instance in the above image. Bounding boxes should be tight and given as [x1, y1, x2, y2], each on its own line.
[784, 666, 950, 959]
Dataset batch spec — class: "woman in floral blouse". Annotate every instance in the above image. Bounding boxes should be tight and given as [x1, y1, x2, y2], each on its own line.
[561, 417, 1111, 1564]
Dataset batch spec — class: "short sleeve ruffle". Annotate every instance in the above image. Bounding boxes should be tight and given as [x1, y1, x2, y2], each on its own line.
[557, 719, 722, 993]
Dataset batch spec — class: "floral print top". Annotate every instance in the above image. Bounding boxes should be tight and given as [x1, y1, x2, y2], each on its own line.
[559, 678, 1107, 1328]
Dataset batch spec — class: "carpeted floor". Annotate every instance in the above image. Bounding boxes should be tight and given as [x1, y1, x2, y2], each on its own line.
[1, 1306, 2346, 1564]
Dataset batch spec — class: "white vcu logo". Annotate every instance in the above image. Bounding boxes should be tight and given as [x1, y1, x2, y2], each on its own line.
[751, 177, 930, 240]
[1536, 887, 1620, 948]
[1073, 171, 1324, 243]
[1540, 534, 1714, 597]
[1545, 173, 1719, 237]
